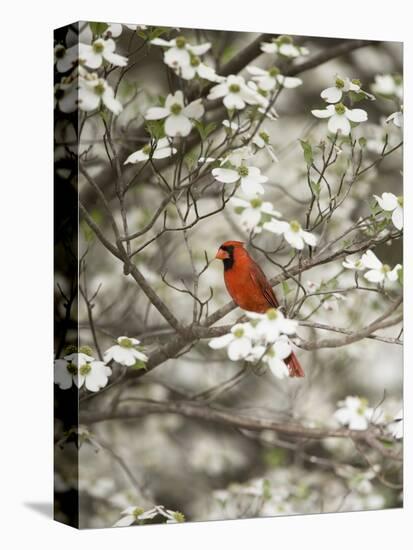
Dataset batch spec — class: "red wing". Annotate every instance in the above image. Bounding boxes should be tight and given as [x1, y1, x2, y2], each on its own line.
[249, 261, 279, 309]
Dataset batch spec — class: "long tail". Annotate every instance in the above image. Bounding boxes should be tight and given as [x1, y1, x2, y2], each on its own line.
[285, 351, 305, 378]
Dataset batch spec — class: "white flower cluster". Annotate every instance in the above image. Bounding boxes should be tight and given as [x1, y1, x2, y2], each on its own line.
[374, 192, 403, 231]
[334, 396, 403, 440]
[210, 140, 317, 247]
[54, 337, 148, 393]
[312, 74, 372, 135]
[54, 22, 131, 115]
[371, 74, 404, 130]
[208, 308, 298, 379]
[260, 35, 309, 58]
[343, 249, 402, 284]
[113, 505, 185, 527]
[150, 36, 220, 82]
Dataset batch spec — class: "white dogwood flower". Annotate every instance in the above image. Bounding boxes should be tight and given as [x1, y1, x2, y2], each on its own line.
[114, 505, 184, 527]
[260, 35, 309, 58]
[79, 38, 128, 69]
[145, 91, 204, 137]
[79, 74, 123, 115]
[342, 256, 365, 270]
[212, 163, 268, 196]
[262, 337, 292, 379]
[151, 36, 211, 71]
[208, 74, 266, 110]
[311, 103, 368, 135]
[230, 196, 280, 233]
[252, 130, 279, 162]
[374, 192, 403, 230]
[320, 75, 363, 103]
[124, 138, 177, 164]
[334, 396, 382, 430]
[54, 44, 78, 73]
[104, 336, 148, 367]
[179, 57, 220, 82]
[247, 65, 302, 91]
[361, 250, 401, 284]
[263, 219, 317, 250]
[386, 111, 403, 129]
[371, 74, 403, 99]
[246, 308, 298, 343]
[54, 353, 112, 392]
[387, 409, 403, 440]
[209, 323, 255, 361]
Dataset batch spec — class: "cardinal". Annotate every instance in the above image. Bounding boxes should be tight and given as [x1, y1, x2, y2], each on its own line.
[215, 240, 304, 377]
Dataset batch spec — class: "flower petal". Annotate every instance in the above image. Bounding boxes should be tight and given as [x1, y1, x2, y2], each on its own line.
[212, 168, 239, 184]
[208, 333, 233, 349]
[392, 207, 403, 230]
[345, 108, 368, 123]
[361, 250, 382, 270]
[165, 114, 192, 137]
[364, 269, 384, 283]
[328, 114, 351, 135]
[145, 106, 169, 120]
[320, 86, 342, 103]
[375, 192, 398, 212]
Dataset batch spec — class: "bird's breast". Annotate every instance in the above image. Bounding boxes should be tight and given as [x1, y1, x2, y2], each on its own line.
[224, 264, 269, 313]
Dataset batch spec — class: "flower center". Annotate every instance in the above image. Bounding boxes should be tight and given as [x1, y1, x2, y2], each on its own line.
[93, 40, 104, 54]
[238, 165, 249, 177]
[175, 36, 186, 49]
[142, 144, 152, 155]
[55, 45, 66, 59]
[289, 220, 301, 232]
[382, 264, 391, 273]
[334, 102, 346, 115]
[397, 196, 403, 207]
[259, 131, 269, 143]
[229, 84, 241, 93]
[190, 55, 200, 67]
[269, 67, 280, 77]
[94, 82, 105, 96]
[278, 35, 292, 44]
[64, 344, 78, 355]
[233, 327, 245, 338]
[79, 364, 91, 376]
[335, 77, 345, 89]
[352, 78, 361, 87]
[266, 308, 278, 320]
[132, 507, 144, 518]
[66, 363, 78, 375]
[119, 337, 133, 348]
[79, 345, 93, 356]
[394, 74, 402, 85]
[170, 103, 182, 115]
[250, 198, 263, 208]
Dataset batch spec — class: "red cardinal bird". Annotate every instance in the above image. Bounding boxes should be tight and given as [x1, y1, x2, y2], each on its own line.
[215, 240, 304, 377]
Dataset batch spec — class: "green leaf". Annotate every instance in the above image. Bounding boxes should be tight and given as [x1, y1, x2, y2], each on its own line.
[193, 120, 216, 141]
[132, 360, 147, 370]
[282, 281, 292, 296]
[89, 22, 109, 37]
[300, 139, 313, 166]
[145, 119, 165, 140]
[310, 179, 321, 197]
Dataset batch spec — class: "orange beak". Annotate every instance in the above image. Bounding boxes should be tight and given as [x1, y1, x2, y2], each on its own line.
[216, 248, 229, 260]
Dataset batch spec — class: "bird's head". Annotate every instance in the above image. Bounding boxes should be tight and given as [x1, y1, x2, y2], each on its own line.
[216, 241, 245, 270]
